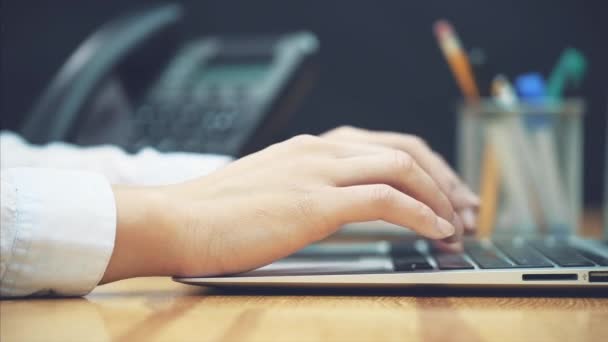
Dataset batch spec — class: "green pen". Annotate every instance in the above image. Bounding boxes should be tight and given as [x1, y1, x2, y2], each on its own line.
[547, 48, 588, 231]
[547, 48, 587, 99]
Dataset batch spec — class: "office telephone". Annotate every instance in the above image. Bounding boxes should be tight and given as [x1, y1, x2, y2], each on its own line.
[21, 4, 319, 156]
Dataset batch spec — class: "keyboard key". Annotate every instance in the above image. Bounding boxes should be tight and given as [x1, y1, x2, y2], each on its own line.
[465, 241, 517, 269]
[392, 256, 433, 272]
[530, 241, 595, 267]
[433, 253, 475, 270]
[390, 241, 425, 257]
[575, 249, 608, 266]
[494, 241, 554, 268]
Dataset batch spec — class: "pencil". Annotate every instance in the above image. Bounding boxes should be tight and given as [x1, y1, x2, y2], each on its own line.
[433, 20, 480, 101]
[433, 19, 498, 237]
[476, 144, 500, 238]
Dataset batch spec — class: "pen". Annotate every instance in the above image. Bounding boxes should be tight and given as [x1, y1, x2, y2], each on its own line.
[490, 75, 537, 234]
[516, 73, 571, 236]
[547, 48, 587, 231]
[547, 48, 587, 99]
[605, 100, 608, 240]
[433, 19, 498, 238]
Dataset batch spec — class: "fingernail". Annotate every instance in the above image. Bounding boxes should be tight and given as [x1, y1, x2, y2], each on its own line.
[460, 208, 476, 231]
[436, 217, 456, 238]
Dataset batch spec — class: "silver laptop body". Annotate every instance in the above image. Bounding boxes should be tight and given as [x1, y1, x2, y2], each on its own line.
[174, 223, 608, 289]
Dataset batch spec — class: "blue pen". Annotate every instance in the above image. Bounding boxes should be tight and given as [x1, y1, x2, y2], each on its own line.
[490, 75, 537, 235]
[515, 73, 571, 236]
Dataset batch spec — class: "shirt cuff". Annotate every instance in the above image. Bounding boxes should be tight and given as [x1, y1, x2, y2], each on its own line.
[1, 168, 116, 297]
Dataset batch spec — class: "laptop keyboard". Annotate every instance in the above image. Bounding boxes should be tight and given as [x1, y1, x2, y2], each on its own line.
[528, 241, 595, 267]
[389, 239, 608, 271]
[576, 250, 608, 266]
[389, 243, 435, 271]
[464, 241, 518, 269]
[432, 253, 474, 270]
[492, 241, 554, 268]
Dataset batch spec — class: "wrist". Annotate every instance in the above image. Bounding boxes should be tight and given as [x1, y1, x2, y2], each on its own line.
[101, 185, 174, 283]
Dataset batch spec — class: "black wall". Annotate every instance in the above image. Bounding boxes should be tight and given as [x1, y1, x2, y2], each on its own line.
[1, 0, 607, 205]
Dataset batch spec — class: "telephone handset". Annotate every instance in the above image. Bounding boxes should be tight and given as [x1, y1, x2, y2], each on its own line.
[21, 4, 318, 156]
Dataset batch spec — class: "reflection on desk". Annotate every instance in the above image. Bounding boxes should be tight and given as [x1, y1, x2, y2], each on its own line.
[2, 278, 607, 342]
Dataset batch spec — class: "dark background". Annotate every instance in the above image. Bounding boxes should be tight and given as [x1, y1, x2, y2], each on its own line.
[1, 0, 607, 206]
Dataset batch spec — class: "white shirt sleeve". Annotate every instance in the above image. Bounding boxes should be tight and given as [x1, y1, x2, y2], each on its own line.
[0, 131, 233, 297]
[0, 131, 233, 185]
[0, 168, 116, 297]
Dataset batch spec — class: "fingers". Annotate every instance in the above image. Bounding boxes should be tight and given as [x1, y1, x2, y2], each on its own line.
[379, 139, 478, 233]
[373, 133, 478, 207]
[433, 240, 463, 253]
[321, 185, 456, 240]
[274, 135, 466, 238]
[420, 150, 479, 209]
[326, 127, 478, 204]
[434, 213, 465, 252]
[329, 151, 456, 225]
[322, 127, 479, 231]
[260, 133, 469, 243]
[459, 207, 477, 234]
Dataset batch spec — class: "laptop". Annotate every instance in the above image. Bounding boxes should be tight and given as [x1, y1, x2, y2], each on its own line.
[174, 220, 608, 289]
[175, 103, 608, 290]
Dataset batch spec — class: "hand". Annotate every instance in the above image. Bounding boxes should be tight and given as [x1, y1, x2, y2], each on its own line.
[102, 134, 461, 282]
[321, 126, 479, 249]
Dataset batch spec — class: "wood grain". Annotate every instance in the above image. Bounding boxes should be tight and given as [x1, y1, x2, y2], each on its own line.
[1, 211, 607, 342]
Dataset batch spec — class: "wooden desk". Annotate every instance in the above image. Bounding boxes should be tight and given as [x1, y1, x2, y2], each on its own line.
[2, 212, 607, 342]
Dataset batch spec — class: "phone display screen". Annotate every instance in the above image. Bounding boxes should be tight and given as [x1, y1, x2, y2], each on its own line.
[199, 59, 271, 86]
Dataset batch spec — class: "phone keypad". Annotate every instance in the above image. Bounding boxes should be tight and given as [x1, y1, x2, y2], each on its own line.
[129, 94, 245, 153]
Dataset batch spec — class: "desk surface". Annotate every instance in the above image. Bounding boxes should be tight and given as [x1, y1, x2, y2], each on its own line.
[2, 212, 607, 342]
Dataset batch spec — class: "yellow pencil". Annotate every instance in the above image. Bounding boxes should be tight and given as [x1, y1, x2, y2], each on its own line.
[433, 20, 480, 101]
[477, 145, 500, 238]
[434, 19, 498, 237]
